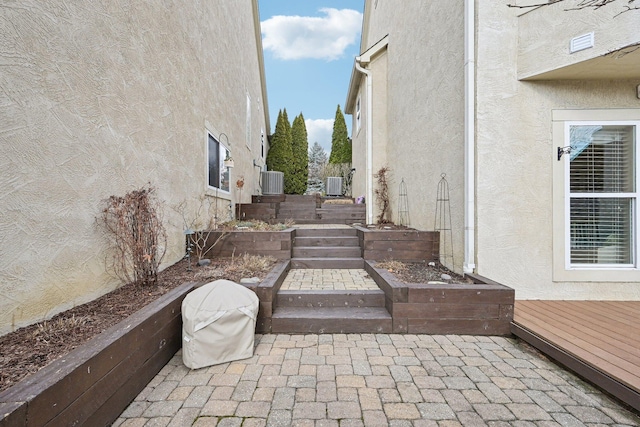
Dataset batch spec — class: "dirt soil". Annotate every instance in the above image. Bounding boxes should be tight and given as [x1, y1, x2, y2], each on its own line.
[0, 256, 276, 393]
[376, 260, 474, 284]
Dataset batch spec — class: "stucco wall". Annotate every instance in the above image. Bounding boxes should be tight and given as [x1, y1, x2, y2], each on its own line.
[0, 0, 269, 334]
[351, 1, 466, 271]
[475, 1, 640, 300]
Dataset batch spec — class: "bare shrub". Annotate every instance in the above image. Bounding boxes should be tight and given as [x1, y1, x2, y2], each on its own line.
[100, 185, 167, 286]
[32, 315, 91, 344]
[374, 166, 392, 224]
[174, 195, 229, 262]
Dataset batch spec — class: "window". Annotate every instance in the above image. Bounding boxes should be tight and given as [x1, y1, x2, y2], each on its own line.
[246, 94, 251, 149]
[552, 110, 640, 282]
[567, 124, 637, 267]
[208, 133, 230, 192]
[356, 96, 361, 132]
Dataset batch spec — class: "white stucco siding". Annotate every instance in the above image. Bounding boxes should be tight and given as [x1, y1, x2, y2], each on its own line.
[475, 1, 640, 300]
[0, 0, 269, 334]
[363, 1, 466, 270]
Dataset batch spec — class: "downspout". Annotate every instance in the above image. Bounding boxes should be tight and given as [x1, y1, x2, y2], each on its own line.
[463, 0, 476, 274]
[355, 57, 374, 225]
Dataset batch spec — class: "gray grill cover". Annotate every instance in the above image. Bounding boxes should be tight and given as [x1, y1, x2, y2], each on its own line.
[181, 279, 259, 369]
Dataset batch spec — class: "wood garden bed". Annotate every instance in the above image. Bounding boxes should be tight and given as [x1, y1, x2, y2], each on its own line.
[365, 261, 514, 336]
[201, 228, 295, 259]
[354, 226, 440, 262]
[0, 259, 290, 427]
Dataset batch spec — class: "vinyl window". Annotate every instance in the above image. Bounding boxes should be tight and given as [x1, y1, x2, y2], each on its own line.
[207, 133, 230, 192]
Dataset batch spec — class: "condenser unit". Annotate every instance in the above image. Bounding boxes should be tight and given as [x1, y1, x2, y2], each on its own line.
[325, 177, 343, 196]
[261, 171, 284, 195]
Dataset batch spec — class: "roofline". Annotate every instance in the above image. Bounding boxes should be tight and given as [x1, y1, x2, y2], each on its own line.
[253, 0, 270, 135]
[345, 35, 389, 114]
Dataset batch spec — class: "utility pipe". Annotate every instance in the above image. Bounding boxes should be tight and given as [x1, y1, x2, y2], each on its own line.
[355, 57, 374, 225]
[463, 0, 476, 274]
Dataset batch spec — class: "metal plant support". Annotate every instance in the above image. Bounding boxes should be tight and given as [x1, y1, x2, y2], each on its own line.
[398, 178, 410, 227]
[434, 173, 454, 269]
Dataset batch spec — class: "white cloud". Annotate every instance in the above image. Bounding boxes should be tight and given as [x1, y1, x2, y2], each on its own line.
[305, 118, 334, 153]
[261, 8, 362, 61]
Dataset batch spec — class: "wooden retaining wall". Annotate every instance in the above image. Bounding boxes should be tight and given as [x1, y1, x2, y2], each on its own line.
[366, 262, 514, 335]
[355, 227, 440, 262]
[0, 283, 194, 427]
[199, 229, 295, 260]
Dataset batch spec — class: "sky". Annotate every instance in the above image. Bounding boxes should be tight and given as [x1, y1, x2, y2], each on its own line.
[258, 0, 364, 154]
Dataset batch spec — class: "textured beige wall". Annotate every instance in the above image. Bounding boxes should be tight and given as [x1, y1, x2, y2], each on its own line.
[0, 0, 269, 334]
[517, 0, 640, 80]
[476, 1, 640, 300]
[350, 1, 466, 271]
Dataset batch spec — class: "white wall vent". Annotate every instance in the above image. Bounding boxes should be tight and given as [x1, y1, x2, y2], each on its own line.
[570, 32, 594, 54]
[326, 177, 343, 196]
[261, 171, 284, 195]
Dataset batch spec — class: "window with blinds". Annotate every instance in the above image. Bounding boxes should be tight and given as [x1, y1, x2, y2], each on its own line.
[568, 124, 637, 266]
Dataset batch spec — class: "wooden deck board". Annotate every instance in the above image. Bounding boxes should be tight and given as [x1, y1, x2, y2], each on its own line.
[512, 300, 640, 412]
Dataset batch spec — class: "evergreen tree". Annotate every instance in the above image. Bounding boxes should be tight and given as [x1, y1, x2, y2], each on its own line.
[290, 113, 309, 195]
[307, 142, 328, 194]
[328, 104, 350, 164]
[266, 109, 293, 192]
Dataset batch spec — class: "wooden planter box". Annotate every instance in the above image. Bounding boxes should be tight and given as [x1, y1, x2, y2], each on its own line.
[0, 283, 195, 427]
[354, 226, 440, 262]
[0, 256, 292, 426]
[366, 261, 514, 336]
[199, 228, 295, 260]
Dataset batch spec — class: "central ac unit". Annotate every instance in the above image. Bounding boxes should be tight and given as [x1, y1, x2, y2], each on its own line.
[326, 177, 343, 196]
[261, 171, 284, 195]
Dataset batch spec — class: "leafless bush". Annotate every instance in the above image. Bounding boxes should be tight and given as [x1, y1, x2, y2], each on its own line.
[174, 195, 229, 262]
[100, 185, 167, 286]
[374, 166, 392, 224]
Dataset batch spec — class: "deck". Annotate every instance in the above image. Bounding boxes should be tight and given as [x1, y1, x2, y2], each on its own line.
[512, 300, 640, 412]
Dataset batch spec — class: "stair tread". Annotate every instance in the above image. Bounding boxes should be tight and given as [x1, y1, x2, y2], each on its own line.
[273, 306, 391, 319]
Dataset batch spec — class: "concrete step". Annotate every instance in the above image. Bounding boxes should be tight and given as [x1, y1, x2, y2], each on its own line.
[293, 236, 359, 247]
[295, 228, 357, 237]
[277, 290, 385, 308]
[292, 247, 362, 258]
[291, 258, 364, 269]
[271, 307, 392, 334]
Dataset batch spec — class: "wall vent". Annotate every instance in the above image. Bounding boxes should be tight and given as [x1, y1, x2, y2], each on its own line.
[326, 177, 343, 196]
[570, 32, 594, 54]
[261, 171, 284, 195]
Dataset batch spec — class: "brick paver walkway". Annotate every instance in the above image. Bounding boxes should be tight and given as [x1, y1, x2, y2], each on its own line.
[281, 269, 379, 291]
[113, 334, 640, 426]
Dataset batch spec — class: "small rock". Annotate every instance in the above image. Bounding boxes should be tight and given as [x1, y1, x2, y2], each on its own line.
[441, 274, 452, 281]
[197, 259, 211, 266]
[428, 262, 436, 267]
[428, 281, 448, 285]
[383, 226, 391, 230]
[240, 277, 260, 284]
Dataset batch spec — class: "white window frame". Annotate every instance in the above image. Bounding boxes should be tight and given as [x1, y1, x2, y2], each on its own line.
[206, 131, 231, 194]
[552, 109, 640, 282]
[356, 96, 361, 132]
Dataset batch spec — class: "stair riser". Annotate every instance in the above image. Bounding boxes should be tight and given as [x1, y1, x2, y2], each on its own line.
[277, 291, 385, 308]
[271, 318, 392, 334]
[294, 237, 359, 247]
[291, 258, 364, 269]
[293, 247, 362, 258]
[295, 228, 357, 237]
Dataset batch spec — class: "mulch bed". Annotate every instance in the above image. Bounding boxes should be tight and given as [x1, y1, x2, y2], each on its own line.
[376, 260, 474, 284]
[0, 257, 276, 393]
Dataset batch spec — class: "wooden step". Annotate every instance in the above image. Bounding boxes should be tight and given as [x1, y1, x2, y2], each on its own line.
[292, 247, 362, 258]
[277, 290, 385, 308]
[271, 307, 392, 334]
[295, 228, 357, 237]
[291, 258, 364, 269]
[294, 236, 359, 247]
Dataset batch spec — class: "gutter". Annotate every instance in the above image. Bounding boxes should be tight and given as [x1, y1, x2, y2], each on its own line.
[464, 0, 476, 274]
[354, 57, 374, 224]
